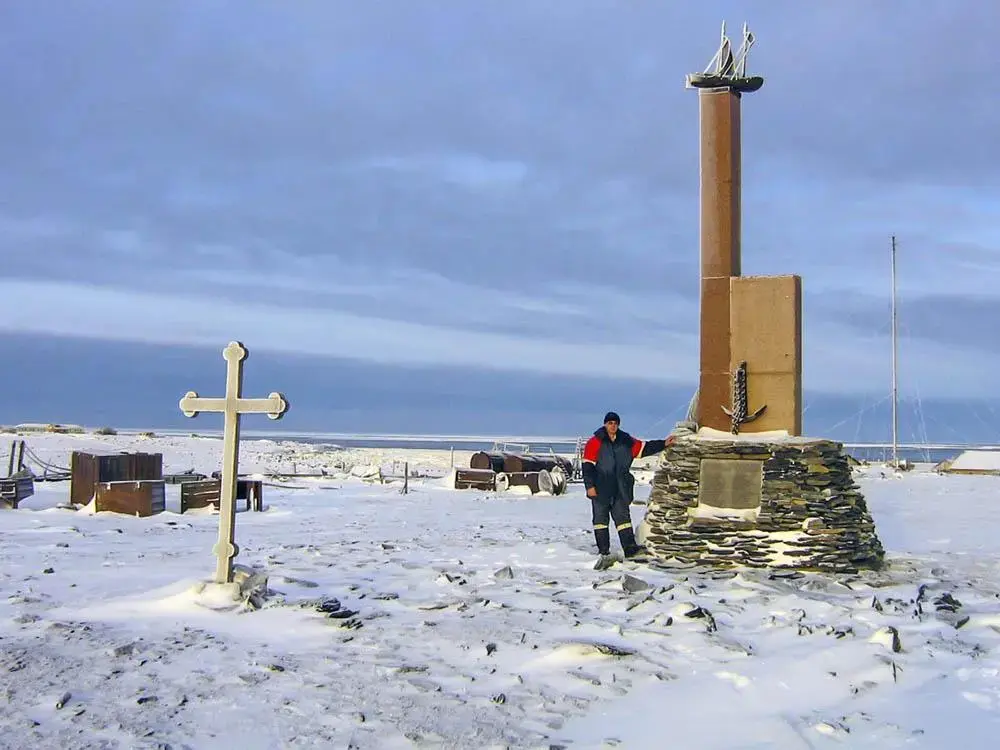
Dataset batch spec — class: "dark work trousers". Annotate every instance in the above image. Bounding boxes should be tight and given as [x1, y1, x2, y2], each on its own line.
[590, 492, 636, 554]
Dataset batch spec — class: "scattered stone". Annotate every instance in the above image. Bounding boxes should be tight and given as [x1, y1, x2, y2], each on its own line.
[42, 568, 54, 575]
[55, 692, 71, 709]
[137, 695, 159, 705]
[934, 593, 962, 613]
[316, 598, 341, 614]
[491, 693, 506, 705]
[622, 575, 651, 594]
[589, 642, 636, 657]
[372, 592, 399, 601]
[326, 609, 359, 620]
[494, 566, 514, 580]
[486, 643, 497, 656]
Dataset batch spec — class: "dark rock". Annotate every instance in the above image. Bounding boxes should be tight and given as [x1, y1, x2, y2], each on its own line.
[326, 609, 359, 620]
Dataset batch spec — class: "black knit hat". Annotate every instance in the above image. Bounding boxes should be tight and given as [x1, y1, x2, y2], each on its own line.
[603, 411, 621, 424]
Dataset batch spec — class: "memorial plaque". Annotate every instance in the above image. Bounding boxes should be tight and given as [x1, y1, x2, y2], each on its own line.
[697, 458, 763, 510]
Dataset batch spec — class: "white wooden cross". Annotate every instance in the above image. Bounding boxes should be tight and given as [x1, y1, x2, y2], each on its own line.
[179, 341, 288, 584]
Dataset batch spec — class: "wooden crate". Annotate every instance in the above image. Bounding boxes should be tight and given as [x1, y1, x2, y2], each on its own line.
[94, 480, 166, 517]
[179, 479, 264, 513]
[71, 451, 163, 506]
[0, 470, 34, 510]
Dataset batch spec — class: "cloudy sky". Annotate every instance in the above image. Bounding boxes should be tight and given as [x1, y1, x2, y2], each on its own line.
[0, 1, 997, 440]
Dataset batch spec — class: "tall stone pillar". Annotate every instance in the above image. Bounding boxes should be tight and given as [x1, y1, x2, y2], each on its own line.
[697, 89, 743, 432]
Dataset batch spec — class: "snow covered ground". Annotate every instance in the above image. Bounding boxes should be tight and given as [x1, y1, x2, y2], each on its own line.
[3, 432, 1000, 748]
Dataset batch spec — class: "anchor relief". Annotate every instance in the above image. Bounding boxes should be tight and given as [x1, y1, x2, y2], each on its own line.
[721, 360, 766, 435]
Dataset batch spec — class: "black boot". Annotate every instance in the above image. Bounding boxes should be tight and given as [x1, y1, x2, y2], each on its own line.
[594, 527, 611, 555]
[618, 526, 647, 558]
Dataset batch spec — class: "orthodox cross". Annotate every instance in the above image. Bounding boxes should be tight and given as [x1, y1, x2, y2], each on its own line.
[179, 341, 288, 584]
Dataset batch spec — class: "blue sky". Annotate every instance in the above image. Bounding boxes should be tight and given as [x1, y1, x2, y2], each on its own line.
[0, 1, 997, 441]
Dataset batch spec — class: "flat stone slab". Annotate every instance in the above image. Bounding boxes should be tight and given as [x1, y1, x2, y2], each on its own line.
[697, 458, 763, 511]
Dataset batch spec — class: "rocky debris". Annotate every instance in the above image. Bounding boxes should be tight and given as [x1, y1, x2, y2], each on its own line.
[309, 597, 363, 629]
[229, 566, 272, 610]
[643, 436, 884, 573]
[493, 565, 514, 580]
[622, 575, 651, 594]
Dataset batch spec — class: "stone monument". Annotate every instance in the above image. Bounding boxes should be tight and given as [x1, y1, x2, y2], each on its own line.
[641, 24, 884, 573]
[179, 341, 288, 584]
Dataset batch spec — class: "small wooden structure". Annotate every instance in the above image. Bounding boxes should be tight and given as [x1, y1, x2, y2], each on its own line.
[179, 479, 264, 514]
[452, 468, 497, 491]
[70, 451, 163, 506]
[0, 470, 34, 510]
[1, 440, 34, 509]
[95, 480, 166, 517]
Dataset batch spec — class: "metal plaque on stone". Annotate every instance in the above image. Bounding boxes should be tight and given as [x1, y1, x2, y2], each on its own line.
[697, 458, 763, 510]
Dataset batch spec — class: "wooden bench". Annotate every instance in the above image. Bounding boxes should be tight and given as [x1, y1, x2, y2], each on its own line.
[0, 470, 34, 510]
[451, 468, 497, 491]
[179, 479, 264, 514]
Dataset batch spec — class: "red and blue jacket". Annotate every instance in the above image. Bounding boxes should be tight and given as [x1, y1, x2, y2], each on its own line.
[582, 427, 668, 501]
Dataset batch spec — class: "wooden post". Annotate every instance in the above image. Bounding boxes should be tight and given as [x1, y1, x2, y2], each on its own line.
[179, 341, 288, 584]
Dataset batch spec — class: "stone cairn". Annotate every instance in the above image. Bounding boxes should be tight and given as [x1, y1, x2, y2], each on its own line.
[643, 426, 885, 574]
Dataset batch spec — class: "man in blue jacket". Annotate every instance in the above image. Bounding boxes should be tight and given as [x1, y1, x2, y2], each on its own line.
[581, 412, 672, 561]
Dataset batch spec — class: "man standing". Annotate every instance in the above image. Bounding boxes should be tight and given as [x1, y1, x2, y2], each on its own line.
[582, 412, 672, 564]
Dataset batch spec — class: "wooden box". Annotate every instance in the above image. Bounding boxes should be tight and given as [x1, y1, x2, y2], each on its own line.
[71, 451, 163, 506]
[95, 480, 166, 517]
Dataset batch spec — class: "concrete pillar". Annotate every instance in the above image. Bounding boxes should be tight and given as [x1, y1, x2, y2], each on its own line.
[697, 88, 742, 431]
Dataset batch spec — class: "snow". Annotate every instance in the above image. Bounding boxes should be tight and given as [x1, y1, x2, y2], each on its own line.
[3, 432, 1000, 748]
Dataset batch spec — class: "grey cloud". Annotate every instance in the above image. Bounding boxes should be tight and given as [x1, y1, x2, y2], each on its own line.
[0, 1, 998, 402]
[809, 289, 1000, 353]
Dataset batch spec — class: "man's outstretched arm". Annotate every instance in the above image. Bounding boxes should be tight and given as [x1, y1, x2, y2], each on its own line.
[630, 435, 676, 460]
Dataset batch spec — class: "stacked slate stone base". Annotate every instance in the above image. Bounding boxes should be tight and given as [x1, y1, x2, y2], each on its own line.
[643, 431, 885, 573]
